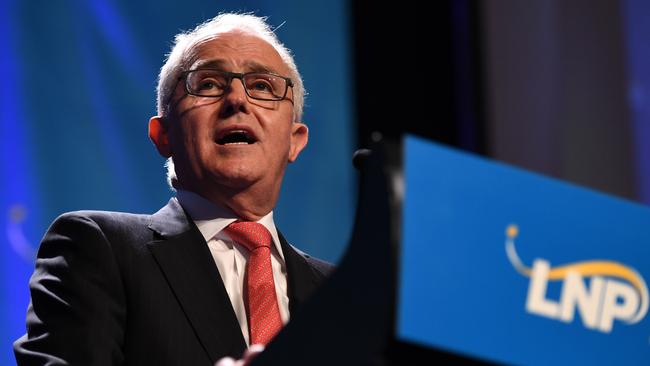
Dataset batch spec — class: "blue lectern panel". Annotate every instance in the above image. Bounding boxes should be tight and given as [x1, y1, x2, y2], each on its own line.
[397, 135, 650, 365]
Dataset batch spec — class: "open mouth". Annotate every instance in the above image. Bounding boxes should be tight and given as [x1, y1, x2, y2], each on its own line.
[216, 129, 257, 145]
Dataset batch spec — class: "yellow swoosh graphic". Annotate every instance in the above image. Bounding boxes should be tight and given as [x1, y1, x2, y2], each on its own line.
[505, 224, 649, 324]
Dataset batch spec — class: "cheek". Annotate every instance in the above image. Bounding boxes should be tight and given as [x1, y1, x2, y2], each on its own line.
[171, 123, 193, 149]
[174, 112, 215, 146]
[168, 122, 202, 162]
[271, 132, 293, 162]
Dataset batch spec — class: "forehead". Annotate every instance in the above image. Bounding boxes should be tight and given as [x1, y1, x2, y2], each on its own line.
[190, 31, 289, 75]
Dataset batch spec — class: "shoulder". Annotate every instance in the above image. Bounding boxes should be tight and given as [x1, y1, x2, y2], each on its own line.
[17, 211, 150, 364]
[50, 210, 151, 236]
[53, 210, 150, 227]
[43, 210, 154, 257]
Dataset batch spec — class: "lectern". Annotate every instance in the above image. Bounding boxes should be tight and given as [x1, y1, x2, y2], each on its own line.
[253, 134, 650, 365]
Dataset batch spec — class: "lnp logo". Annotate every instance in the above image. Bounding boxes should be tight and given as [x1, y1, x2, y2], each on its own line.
[505, 224, 648, 333]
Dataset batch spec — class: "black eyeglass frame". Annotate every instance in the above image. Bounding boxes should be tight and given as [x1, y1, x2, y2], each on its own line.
[178, 69, 294, 102]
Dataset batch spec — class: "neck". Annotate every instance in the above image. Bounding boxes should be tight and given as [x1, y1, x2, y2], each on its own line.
[216, 188, 276, 221]
[179, 182, 280, 222]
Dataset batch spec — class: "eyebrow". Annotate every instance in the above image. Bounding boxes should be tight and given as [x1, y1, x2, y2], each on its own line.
[192, 59, 277, 74]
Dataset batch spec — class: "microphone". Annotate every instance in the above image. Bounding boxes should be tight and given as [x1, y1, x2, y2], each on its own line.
[352, 149, 372, 170]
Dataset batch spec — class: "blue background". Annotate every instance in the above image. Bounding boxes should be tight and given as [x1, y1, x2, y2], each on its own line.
[398, 135, 650, 365]
[0, 0, 355, 363]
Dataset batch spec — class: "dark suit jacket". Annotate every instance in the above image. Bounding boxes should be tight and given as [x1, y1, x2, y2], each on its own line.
[14, 198, 334, 366]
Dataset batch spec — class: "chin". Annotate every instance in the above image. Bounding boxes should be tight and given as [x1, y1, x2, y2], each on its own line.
[210, 168, 260, 188]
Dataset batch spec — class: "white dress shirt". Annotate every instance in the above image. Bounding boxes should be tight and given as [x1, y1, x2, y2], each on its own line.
[175, 190, 289, 346]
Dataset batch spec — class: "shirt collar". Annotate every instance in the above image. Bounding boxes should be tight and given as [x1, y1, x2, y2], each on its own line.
[175, 189, 284, 258]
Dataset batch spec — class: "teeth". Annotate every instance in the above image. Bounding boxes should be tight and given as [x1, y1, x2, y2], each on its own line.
[217, 129, 254, 145]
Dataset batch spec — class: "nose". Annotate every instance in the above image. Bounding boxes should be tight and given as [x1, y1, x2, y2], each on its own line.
[220, 76, 250, 117]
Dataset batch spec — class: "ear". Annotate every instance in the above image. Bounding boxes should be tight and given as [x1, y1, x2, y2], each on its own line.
[288, 122, 308, 163]
[148, 116, 172, 158]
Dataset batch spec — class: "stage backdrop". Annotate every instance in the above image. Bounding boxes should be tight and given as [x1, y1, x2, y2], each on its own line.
[0, 1, 355, 363]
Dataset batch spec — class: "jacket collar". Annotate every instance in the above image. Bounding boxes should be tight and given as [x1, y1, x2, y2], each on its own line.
[277, 231, 324, 315]
[148, 197, 191, 237]
[147, 198, 247, 360]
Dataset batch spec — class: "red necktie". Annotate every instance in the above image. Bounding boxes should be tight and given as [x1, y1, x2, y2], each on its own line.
[224, 221, 283, 345]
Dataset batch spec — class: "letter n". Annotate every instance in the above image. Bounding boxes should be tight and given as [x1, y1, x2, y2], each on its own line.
[559, 272, 603, 329]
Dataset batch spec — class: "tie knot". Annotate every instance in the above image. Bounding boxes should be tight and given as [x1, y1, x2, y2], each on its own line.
[224, 221, 272, 252]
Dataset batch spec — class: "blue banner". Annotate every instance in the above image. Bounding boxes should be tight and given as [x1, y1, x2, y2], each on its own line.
[398, 135, 650, 365]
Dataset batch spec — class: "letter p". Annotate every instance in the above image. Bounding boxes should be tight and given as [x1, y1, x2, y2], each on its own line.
[598, 280, 639, 333]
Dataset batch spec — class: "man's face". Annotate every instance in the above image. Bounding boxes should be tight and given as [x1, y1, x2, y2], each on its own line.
[154, 32, 308, 207]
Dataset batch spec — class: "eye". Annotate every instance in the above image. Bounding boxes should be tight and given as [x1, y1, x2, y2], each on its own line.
[197, 77, 222, 91]
[249, 79, 274, 93]
[187, 70, 227, 95]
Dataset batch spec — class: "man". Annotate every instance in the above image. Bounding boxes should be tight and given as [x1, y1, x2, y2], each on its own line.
[14, 13, 334, 365]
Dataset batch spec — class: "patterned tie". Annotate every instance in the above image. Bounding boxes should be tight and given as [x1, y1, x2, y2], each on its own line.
[224, 221, 283, 345]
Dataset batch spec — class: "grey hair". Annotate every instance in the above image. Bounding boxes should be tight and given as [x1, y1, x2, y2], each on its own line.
[155, 13, 306, 189]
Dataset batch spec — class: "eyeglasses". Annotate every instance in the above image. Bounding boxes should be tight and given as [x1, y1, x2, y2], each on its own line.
[180, 69, 294, 102]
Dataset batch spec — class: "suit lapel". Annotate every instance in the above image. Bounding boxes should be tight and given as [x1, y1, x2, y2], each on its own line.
[278, 231, 324, 316]
[147, 199, 246, 361]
